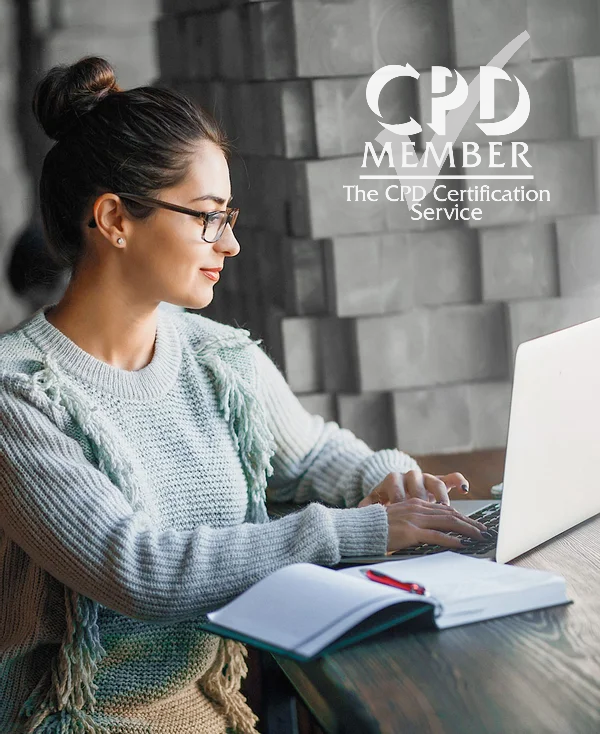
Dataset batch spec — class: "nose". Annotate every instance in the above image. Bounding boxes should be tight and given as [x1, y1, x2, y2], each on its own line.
[214, 223, 240, 258]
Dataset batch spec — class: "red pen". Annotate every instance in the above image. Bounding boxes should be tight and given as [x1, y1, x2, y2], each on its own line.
[361, 568, 429, 596]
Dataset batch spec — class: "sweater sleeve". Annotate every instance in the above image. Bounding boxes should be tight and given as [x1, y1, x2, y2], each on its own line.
[251, 343, 421, 508]
[0, 391, 389, 624]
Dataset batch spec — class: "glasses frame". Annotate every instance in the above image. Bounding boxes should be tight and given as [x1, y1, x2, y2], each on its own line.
[87, 192, 239, 243]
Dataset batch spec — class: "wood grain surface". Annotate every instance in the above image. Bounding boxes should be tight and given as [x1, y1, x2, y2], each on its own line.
[273, 512, 600, 734]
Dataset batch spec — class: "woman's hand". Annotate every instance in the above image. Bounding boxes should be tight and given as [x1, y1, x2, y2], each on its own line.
[384, 497, 489, 552]
[357, 469, 470, 508]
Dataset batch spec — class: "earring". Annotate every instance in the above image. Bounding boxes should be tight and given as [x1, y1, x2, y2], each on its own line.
[117, 237, 125, 245]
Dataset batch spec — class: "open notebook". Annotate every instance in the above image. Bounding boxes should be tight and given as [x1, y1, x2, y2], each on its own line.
[198, 552, 571, 662]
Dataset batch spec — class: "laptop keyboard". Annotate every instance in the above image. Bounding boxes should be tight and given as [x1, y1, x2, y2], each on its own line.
[390, 502, 501, 557]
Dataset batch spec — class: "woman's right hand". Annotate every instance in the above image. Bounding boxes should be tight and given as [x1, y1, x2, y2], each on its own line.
[385, 498, 490, 552]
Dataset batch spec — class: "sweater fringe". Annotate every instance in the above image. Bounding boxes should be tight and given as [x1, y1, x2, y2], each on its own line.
[13, 324, 275, 733]
[193, 329, 277, 525]
[18, 589, 109, 734]
[199, 639, 260, 734]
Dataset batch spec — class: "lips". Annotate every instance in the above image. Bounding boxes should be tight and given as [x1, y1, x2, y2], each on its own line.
[201, 269, 220, 282]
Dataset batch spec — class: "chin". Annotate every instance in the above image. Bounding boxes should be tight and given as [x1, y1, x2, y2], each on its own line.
[183, 292, 215, 311]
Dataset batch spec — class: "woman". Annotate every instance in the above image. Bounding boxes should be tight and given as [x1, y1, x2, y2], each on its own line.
[0, 57, 489, 734]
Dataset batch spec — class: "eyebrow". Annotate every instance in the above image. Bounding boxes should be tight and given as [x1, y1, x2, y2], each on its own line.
[189, 194, 234, 206]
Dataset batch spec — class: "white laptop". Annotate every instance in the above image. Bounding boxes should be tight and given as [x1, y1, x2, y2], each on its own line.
[337, 316, 600, 566]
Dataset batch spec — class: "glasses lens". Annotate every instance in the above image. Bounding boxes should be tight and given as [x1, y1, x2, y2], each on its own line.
[203, 210, 238, 243]
[203, 212, 227, 243]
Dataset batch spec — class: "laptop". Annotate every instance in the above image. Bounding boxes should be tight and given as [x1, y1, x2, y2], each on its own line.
[335, 316, 600, 567]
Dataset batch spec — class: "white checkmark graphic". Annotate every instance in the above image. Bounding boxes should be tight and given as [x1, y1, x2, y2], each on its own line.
[369, 30, 531, 211]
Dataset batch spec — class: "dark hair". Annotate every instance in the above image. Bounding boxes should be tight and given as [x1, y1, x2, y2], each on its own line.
[32, 56, 231, 271]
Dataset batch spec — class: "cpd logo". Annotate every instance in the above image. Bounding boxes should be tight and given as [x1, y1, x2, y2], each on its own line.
[366, 63, 531, 138]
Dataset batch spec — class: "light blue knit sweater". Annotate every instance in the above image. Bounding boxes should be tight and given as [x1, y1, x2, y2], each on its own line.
[0, 304, 419, 733]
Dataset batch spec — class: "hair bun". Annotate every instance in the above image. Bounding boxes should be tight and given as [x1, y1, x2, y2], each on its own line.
[32, 56, 123, 142]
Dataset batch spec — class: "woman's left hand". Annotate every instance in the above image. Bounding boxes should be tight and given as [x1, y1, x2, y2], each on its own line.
[357, 469, 470, 508]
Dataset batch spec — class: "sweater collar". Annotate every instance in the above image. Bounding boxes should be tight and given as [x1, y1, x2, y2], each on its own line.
[23, 303, 182, 400]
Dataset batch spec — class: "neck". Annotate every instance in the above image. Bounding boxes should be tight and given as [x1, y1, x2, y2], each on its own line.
[46, 264, 162, 372]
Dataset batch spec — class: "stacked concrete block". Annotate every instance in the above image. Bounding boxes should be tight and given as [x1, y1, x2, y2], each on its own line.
[291, 155, 386, 239]
[325, 228, 480, 317]
[354, 303, 508, 392]
[280, 316, 322, 394]
[282, 237, 328, 316]
[297, 393, 337, 424]
[451, 0, 600, 65]
[225, 80, 315, 158]
[155, 0, 600, 457]
[337, 392, 395, 451]
[370, 0, 450, 71]
[527, 0, 600, 60]
[391, 381, 512, 455]
[318, 317, 358, 393]
[313, 75, 416, 158]
[532, 140, 597, 219]
[245, 1, 295, 81]
[458, 140, 596, 227]
[292, 0, 373, 78]
[556, 215, 600, 298]
[480, 223, 558, 301]
[46, 1, 159, 88]
[55, 0, 159, 27]
[570, 57, 600, 140]
[47, 30, 158, 89]
[262, 301, 286, 370]
[507, 295, 600, 363]
[450, 0, 530, 67]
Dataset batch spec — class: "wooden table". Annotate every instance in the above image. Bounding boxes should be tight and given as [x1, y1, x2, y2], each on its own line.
[268, 505, 600, 734]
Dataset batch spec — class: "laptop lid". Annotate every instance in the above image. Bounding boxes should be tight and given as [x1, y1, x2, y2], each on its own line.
[496, 316, 600, 563]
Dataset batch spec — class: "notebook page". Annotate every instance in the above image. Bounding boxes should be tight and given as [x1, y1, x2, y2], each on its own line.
[339, 551, 568, 614]
[435, 576, 568, 628]
[207, 562, 407, 653]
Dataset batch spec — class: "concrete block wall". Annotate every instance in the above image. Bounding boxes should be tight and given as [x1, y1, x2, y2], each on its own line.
[44, 0, 160, 89]
[157, 0, 600, 456]
[0, 0, 161, 330]
[0, 1, 29, 330]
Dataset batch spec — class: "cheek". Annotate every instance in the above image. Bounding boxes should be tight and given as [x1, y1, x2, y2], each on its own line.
[135, 222, 199, 268]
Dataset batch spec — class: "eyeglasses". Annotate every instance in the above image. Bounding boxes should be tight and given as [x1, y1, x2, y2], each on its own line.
[87, 193, 240, 244]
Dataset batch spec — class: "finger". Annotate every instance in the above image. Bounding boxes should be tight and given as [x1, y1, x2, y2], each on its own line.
[415, 528, 466, 549]
[402, 498, 458, 514]
[438, 472, 470, 495]
[414, 513, 486, 540]
[451, 508, 489, 533]
[382, 473, 405, 504]
[423, 474, 450, 505]
[403, 469, 428, 501]
[360, 483, 394, 507]
[421, 503, 489, 532]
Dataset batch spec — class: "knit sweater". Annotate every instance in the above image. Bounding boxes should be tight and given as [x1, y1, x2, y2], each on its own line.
[0, 304, 419, 734]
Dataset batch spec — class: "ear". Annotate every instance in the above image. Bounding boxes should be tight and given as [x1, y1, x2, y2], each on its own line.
[90, 193, 128, 245]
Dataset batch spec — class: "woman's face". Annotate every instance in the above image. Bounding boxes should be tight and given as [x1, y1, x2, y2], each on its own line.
[102, 140, 240, 311]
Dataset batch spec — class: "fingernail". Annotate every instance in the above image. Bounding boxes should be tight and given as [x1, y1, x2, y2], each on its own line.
[481, 531, 494, 540]
[461, 484, 469, 493]
[436, 501, 446, 505]
[460, 538, 472, 545]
